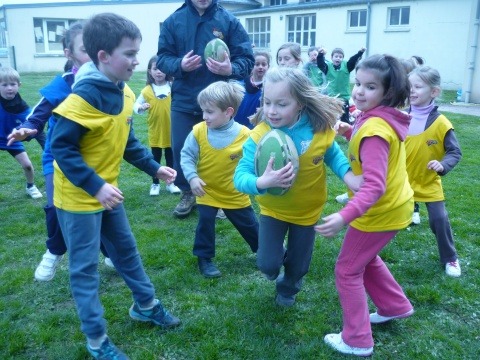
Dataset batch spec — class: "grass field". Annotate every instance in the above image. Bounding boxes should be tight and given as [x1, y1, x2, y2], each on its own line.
[0, 71, 479, 359]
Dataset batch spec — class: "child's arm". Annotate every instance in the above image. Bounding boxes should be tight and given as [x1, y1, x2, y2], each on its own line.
[334, 121, 353, 140]
[234, 137, 267, 195]
[346, 47, 366, 72]
[316, 48, 328, 75]
[431, 129, 462, 175]
[133, 93, 150, 114]
[180, 131, 206, 196]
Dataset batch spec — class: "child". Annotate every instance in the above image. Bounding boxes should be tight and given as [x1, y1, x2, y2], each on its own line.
[303, 46, 326, 91]
[7, 22, 113, 282]
[317, 46, 366, 123]
[50, 13, 180, 359]
[181, 81, 259, 278]
[407, 66, 462, 277]
[235, 51, 270, 129]
[234, 67, 361, 307]
[0, 67, 42, 199]
[276, 42, 302, 68]
[315, 54, 414, 357]
[134, 55, 180, 196]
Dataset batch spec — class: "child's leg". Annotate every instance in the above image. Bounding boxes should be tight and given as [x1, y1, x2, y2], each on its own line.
[425, 201, 458, 263]
[98, 204, 155, 306]
[224, 207, 259, 253]
[151, 147, 161, 184]
[56, 208, 106, 340]
[44, 173, 67, 255]
[276, 223, 315, 298]
[257, 215, 288, 279]
[192, 204, 217, 259]
[336, 227, 412, 348]
[13, 151, 35, 184]
[164, 147, 174, 168]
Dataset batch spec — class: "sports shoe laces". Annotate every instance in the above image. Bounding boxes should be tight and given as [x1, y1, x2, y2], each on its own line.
[448, 261, 459, 268]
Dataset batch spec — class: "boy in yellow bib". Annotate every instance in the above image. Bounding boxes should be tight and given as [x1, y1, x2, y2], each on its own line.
[181, 81, 258, 278]
[51, 13, 180, 359]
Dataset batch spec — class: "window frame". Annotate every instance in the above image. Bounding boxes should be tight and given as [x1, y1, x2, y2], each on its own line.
[387, 6, 410, 29]
[286, 13, 316, 47]
[270, 0, 286, 5]
[33, 18, 81, 55]
[245, 16, 271, 48]
[347, 9, 367, 32]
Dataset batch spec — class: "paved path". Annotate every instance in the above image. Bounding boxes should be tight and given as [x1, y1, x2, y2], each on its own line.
[438, 102, 480, 117]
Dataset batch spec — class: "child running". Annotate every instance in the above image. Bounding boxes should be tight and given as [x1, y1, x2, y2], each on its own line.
[234, 67, 360, 307]
[50, 13, 180, 359]
[8, 22, 113, 281]
[134, 55, 180, 196]
[407, 66, 462, 277]
[0, 67, 43, 199]
[315, 54, 414, 357]
[235, 50, 270, 129]
[181, 81, 258, 278]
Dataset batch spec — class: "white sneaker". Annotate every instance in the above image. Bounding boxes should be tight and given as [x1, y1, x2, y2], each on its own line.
[166, 183, 181, 194]
[34, 250, 63, 281]
[445, 260, 461, 277]
[149, 184, 160, 196]
[104, 257, 115, 268]
[216, 208, 227, 220]
[335, 192, 349, 205]
[26, 185, 43, 199]
[324, 333, 373, 357]
[411, 211, 420, 225]
[370, 309, 414, 324]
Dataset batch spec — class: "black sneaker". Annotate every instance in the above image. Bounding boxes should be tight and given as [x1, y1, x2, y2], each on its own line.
[198, 257, 221, 278]
[129, 299, 181, 329]
[173, 191, 196, 218]
[87, 337, 129, 360]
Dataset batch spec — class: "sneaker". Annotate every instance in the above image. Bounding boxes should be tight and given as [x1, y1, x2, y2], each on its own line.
[104, 257, 115, 268]
[87, 337, 129, 360]
[129, 299, 181, 329]
[173, 191, 196, 218]
[370, 308, 414, 324]
[411, 211, 420, 225]
[445, 260, 461, 277]
[275, 293, 296, 307]
[26, 185, 43, 199]
[324, 333, 373, 357]
[34, 250, 63, 281]
[166, 183, 181, 194]
[149, 184, 160, 196]
[198, 257, 222, 278]
[335, 192, 349, 205]
[216, 208, 227, 220]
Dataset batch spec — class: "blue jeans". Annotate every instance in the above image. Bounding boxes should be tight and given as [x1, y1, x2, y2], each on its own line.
[57, 204, 155, 339]
[257, 215, 315, 297]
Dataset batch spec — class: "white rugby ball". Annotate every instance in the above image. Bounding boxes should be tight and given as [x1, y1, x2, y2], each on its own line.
[254, 129, 299, 195]
[204, 38, 230, 62]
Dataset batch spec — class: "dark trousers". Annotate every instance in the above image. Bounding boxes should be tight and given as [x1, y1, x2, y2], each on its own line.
[193, 204, 259, 259]
[170, 110, 203, 191]
[151, 147, 173, 184]
[425, 201, 458, 263]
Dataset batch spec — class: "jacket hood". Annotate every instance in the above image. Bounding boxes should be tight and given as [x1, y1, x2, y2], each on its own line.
[356, 105, 411, 141]
[73, 61, 124, 91]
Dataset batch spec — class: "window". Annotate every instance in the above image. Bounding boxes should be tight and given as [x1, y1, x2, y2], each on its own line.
[388, 7, 410, 26]
[270, 0, 286, 6]
[33, 18, 81, 54]
[246, 17, 270, 48]
[287, 14, 316, 47]
[348, 9, 367, 29]
[0, 21, 7, 49]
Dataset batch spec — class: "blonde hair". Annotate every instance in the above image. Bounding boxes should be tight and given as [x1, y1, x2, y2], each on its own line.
[0, 67, 20, 84]
[197, 81, 245, 116]
[251, 67, 343, 132]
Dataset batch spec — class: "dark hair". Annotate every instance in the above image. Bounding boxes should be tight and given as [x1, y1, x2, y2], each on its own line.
[146, 55, 172, 85]
[83, 13, 141, 65]
[64, 59, 73, 72]
[62, 21, 85, 53]
[331, 47, 344, 57]
[410, 55, 425, 66]
[356, 54, 410, 108]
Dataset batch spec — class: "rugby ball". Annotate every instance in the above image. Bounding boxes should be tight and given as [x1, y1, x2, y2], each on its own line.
[204, 38, 230, 62]
[254, 129, 299, 195]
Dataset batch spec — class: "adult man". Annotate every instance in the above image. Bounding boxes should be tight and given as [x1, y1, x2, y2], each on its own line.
[157, 0, 254, 218]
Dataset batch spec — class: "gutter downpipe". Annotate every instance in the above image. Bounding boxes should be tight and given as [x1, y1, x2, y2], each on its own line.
[365, 1, 371, 58]
[464, 0, 479, 103]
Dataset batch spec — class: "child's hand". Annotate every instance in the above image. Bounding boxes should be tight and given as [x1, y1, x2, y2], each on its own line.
[314, 213, 345, 238]
[359, 47, 366, 53]
[319, 48, 327, 55]
[427, 160, 444, 173]
[189, 177, 206, 197]
[95, 183, 124, 210]
[7, 128, 38, 146]
[334, 121, 353, 136]
[141, 103, 151, 111]
[256, 157, 296, 191]
[206, 52, 232, 76]
[343, 171, 363, 193]
[156, 166, 176, 184]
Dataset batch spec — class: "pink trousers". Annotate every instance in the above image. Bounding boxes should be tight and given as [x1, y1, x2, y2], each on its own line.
[335, 226, 413, 348]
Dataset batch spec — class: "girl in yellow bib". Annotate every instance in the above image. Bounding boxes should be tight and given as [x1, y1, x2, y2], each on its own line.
[234, 67, 361, 308]
[315, 54, 414, 357]
[134, 55, 180, 196]
[407, 66, 462, 277]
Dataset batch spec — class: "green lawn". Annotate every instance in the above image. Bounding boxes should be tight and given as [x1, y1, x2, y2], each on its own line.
[1, 72, 479, 359]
